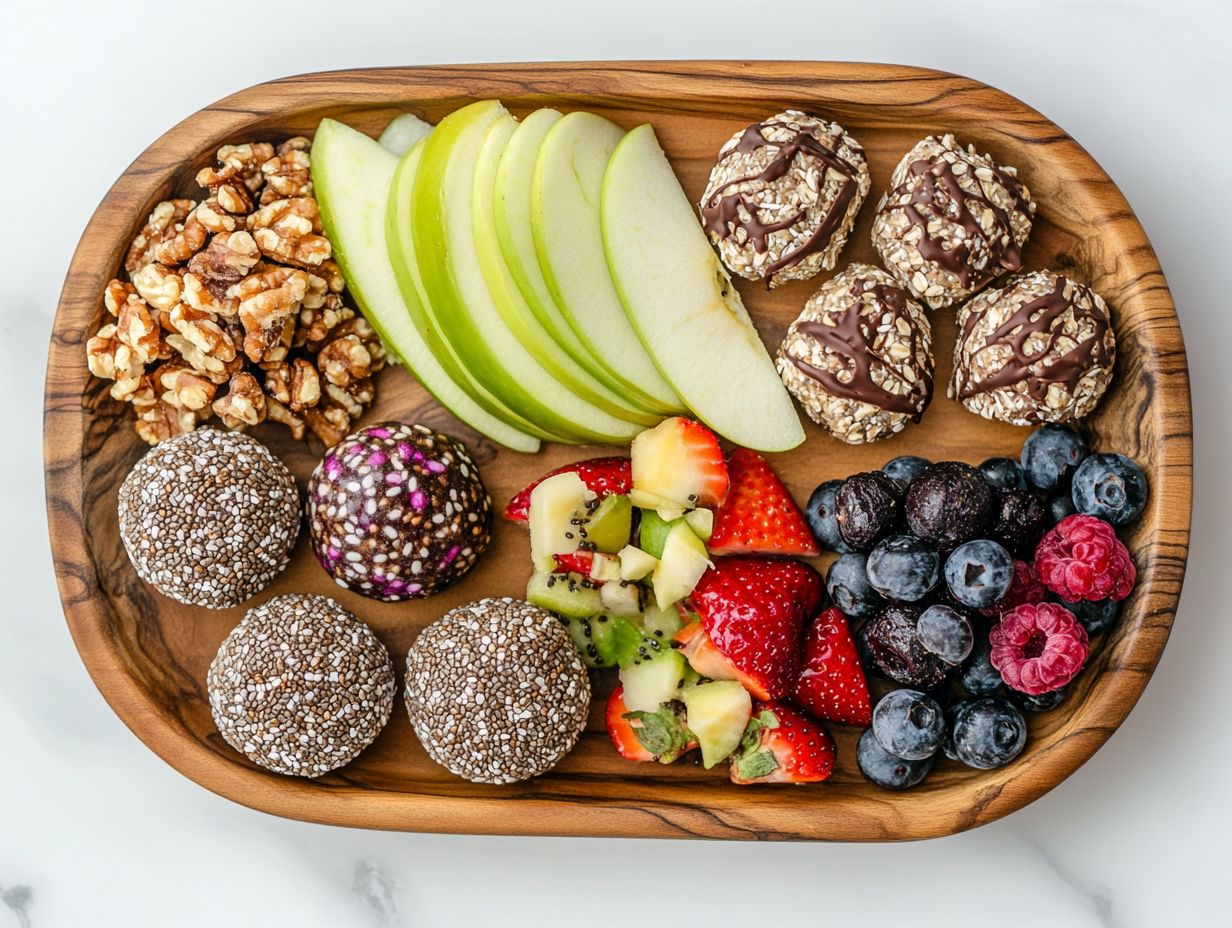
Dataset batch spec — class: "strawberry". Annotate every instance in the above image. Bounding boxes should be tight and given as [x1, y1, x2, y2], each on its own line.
[552, 552, 595, 577]
[793, 607, 872, 726]
[630, 417, 729, 510]
[687, 558, 823, 700]
[674, 619, 769, 698]
[729, 702, 835, 785]
[605, 685, 696, 764]
[504, 457, 631, 523]
[708, 449, 819, 556]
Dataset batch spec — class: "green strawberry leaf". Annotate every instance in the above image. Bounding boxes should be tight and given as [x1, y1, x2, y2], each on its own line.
[624, 706, 688, 760]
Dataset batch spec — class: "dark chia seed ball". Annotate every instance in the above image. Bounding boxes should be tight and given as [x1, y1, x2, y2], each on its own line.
[118, 427, 300, 609]
[307, 422, 492, 601]
[405, 598, 591, 784]
[207, 594, 396, 778]
[835, 470, 903, 551]
[859, 602, 952, 689]
[905, 461, 994, 550]
[990, 488, 1048, 556]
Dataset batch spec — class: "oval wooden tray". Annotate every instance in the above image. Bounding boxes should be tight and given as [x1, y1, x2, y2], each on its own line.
[44, 62, 1191, 841]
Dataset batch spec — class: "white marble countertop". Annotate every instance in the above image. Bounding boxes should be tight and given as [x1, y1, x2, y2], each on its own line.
[3, 0, 1227, 924]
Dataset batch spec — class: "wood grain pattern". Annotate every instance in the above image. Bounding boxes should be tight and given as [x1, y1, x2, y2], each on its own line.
[43, 62, 1192, 841]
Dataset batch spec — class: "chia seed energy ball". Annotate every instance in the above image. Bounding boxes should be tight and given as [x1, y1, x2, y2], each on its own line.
[950, 271, 1116, 425]
[404, 598, 591, 785]
[207, 594, 396, 778]
[872, 135, 1036, 309]
[306, 422, 492, 601]
[700, 111, 871, 288]
[777, 264, 933, 443]
[117, 427, 300, 609]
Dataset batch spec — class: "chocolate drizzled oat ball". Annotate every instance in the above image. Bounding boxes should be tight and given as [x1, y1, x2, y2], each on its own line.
[307, 422, 492, 601]
[207, 594, 395, 777]
[700, 111, 871, 288]
[872, 135, 1036, 309]
[405, 598, 591, 784]
[777, 264, 934, 443]
[117, 427, 300, 608]
[950, 271, 1116, 425]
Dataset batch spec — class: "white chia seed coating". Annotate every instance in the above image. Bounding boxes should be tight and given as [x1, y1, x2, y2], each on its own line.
[117, 427, 300, 609]
[404, 598, 590, 784]
[207, 594, 395, 778]
[306, 422, 492, 602]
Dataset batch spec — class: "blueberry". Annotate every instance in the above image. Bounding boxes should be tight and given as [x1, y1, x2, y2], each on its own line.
[960, 635, 1005, 698]
[872, 689, 946, 760]
[1021, 424, 1087, 492]
[1071, 453, 1148, 526]
[948, 698, 1027, 769]
[826, 553, 883, 618]
[835, 471, 903, 551]
[1047, 492, 1077, 525]
[1009, 685, 1070, 713]
[856, 729, 934, 789]
[990, 488, 1047, 556]
[979, 457, 1027, 490]
[917, 604, 974, 664]
[804, 479, 852, 553]
[944, 540, 1013, 609]
[866, 535, 941, 602]
[1062, 598, 1121, 637]
[882, 455, 930, 489]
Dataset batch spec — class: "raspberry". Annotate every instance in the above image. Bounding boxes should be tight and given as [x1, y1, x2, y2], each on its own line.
[1034, 514, 1136, 602]
[980, 559, 1046, 617]
[989, 603, 1090, 694]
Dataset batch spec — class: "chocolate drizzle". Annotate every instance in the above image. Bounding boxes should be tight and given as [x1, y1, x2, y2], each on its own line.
[881, 140, 1032, 288]
[701, 118, 860, 275]
[955, 275, 1112, 403]
[790, 279, 932, 419]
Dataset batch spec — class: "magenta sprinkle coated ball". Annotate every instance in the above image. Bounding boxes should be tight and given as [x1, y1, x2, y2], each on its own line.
[306, 422, 492, 601]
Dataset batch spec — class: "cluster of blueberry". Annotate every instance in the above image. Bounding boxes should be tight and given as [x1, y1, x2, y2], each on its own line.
[803, 424, 1148, 789]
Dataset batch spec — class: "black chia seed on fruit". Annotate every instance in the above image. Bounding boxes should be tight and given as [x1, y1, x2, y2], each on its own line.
[117, 427, 300, 609]
[207, 594, 396, 777]
[306, 422, 492, 601]
[404, 598, 591, 784]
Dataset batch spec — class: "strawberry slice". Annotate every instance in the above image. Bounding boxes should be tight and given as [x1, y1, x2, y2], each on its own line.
[730, 702, 835, 785]
[674, 619, 770, 699]
[793, 607, 872, 726]
[605, 686, 696, 764]
[687, 558, 823, 700]
[504, 457, 631, 523]
[631, 417, 729, 510]
[552, 552, 595, 577]
[709, 449, 819, 556]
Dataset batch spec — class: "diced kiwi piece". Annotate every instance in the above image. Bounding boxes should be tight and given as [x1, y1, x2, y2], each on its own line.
[600, 579, 642, 616]
[559, 616, 608, 668]
[619, 648, 687, 711]
[681, 680, 752, 768]
[583, 494, 633, 553]
[527, 571, 602, 619]
[638, 509, 679, 559]
[639, 602, 684, 639]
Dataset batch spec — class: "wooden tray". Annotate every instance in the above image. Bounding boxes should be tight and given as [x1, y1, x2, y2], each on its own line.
[43, 62, 1192, 841]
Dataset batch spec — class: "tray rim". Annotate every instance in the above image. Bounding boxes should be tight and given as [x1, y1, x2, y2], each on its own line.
[43, 60, 1192, 841]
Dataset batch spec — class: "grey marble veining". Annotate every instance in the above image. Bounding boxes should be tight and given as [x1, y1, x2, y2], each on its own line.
[1, 886, 33, 928]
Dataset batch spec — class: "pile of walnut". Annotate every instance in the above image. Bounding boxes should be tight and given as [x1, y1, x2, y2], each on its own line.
[86, 138, 386, 446]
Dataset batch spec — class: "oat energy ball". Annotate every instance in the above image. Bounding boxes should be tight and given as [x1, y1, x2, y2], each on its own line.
[872, 135, 1036, 309]
[777, 264, 934, 443]
[117, 427, 300, 608]
[405, 598, 591, 784]
[950, 271, 1115, 425]
[700, 111, 871, 288]
[307, 422, 492, 601]
[208, 594, 396, 777]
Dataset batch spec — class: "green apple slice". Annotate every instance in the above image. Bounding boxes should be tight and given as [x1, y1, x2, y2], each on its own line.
[310, 118, 540, 453]
[473, 114, 658, 426]
[531, 112, 685, 416]
[601, 125, 806, 452]
[383, 137, 564, 443]
[682, 681, 752, 769]
[409, 100, 642, 445]
[378, 113, 433, 156]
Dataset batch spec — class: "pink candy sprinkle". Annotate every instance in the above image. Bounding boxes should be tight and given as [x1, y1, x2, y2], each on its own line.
[410, 490, 427, 510]
[396, 441, 414, 461]
[426, 460, 447, 474]
[368, 450, 387, 467]
[440, 545, 461, 568]
[385, 471, 404, 484]
[324, 456, 342, 479]
[368, 427, 392, 440]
